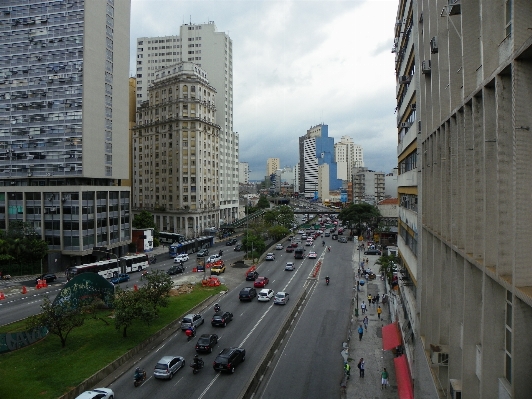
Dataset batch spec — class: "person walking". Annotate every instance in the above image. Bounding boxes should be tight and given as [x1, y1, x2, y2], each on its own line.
[344, 362, 351, 379]
[358, 358, 365, 377]
[363, 315, 369, 331]
[381, 367, 389, 389]
[361, 301, 367, 314]
[367, 294, 372, 304]
[358, 325, 364, 341]
[377, 305, 382, 320]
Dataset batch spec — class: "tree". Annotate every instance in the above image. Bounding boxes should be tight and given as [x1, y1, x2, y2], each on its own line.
[338, 203, 381, 236]
[113, 288, 147, 337]
[256, 195, 270, 209]
[242, 233, 265, 262]
[268, 225, 290, 241]
[26, 296, 85, 348]
[375, 255, 400, 283]
[132, 210, 156, 229]
[141, 270, 173, 311]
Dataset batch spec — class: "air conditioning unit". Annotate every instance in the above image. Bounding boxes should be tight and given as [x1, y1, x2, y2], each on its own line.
[430, 344, 449, 366]
[399, 75, 411, 84]
[410, 103, 417, 110]
[430, 37, 438, 54]
[400, 122, 413, 128]
[422, 60, 431, 75]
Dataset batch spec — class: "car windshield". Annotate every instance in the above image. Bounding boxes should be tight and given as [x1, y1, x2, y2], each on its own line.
[259, 292, 267, 296]
[182, 318, 192, 324]
[198, 337, 210, 344]
[276, 293, 285, 298]
[155, 363, 168, 370]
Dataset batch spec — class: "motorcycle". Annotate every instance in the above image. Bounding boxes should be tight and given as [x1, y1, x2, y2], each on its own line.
[185, 328, 196, 341]
[214, 303, 221, 313]
[218, 250, 223, 256]
[326, 277, 330, 286]
[140, 270, 149, 280]
[133, 369, 146, 387]
[327, 246, 331, 252]
[322, 241, 325, 246]
[190, 358, 204, 374]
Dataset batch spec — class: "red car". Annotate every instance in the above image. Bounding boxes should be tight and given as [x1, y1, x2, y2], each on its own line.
[285, 246, 294, 253]
[254, 276, 269, 288]
[291, 242, 299, 248]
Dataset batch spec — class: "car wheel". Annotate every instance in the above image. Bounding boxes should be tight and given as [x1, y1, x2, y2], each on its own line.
[202, 319, 205, 325]
[223, 322, 226, 327]
[169, 371, 173, 379]
[109, 397, 113, 399]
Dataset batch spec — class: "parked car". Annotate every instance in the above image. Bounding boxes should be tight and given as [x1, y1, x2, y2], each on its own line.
[210, 263, 226, 275]
[226, 238, 237, 246]
[246, 270, 259, 281]
[153, 355, 185, 379]
[265, 253, 275, 261]
[174, 253, 189, 263]
[167, 265, 185, 275]
[110, 273, 130, 284]
[275, 243, 283, 250]
[285, 262, 295, 271]
[339, 237, 348, 243]
[75, 388, 114, 399]
[35, 273, 57, 284]
[213, 347, 246, 373]
[308, 251, 317, 259]
[197, 248, 209, 257]
[257, 288, 275, 302]
[285, 246, 294, 253]
[364, 249, 382, 255]
[234, 244, 243, 251]
[211, 311, 233, 327]
[195, 333, 219, 353]
[180, 313, 204, 330]
[239, 287, 257, 301]
[254, 276, 269, 288]
[274, 292, 289, 305]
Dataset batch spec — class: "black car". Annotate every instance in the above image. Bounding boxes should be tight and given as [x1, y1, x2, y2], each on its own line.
[213, 347, 246, 373]
[234, 244, 243, 251]
[364, 249, 382, 255]
[36, 273, 57, 284]
[226, 238, 237, 246]
[167, 265, 185, 275]
[195, 333, 219, 353]
[211, 311, 233, 327]
[239, 287, 257, 301]
[197, 248, 209, 257]
[245, 271, 259, 281]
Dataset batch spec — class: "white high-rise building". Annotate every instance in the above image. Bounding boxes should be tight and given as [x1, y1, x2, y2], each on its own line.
[334, 136, 363, 182]
[266, 158, 280, 176]
[136, 22, 238, 226]
[239, 162, 249, 184]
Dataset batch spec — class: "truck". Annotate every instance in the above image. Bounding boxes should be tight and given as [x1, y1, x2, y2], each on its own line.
[294, 248, 305, 259]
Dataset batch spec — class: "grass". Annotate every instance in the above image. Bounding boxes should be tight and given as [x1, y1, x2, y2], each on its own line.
[0, 284, 225, 399]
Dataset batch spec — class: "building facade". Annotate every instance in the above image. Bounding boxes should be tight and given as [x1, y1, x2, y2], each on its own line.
[0, 0, 132, 269]
[352, 168, 386, 205]
[266, 158, 280, 176]
[334, 135, 363, 182]
[239, 162, 249, 184]
[135, 22, 238, 226]
[133, 62, 219, 238]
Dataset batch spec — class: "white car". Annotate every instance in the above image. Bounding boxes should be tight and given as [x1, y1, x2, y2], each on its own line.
[274, 292, 290, 305]
[285, 262, 295, 271]
[275, 243, 283, 250]
[75, 388, 114, 399]
[174, 253, 189, 263]
[265, 253, 275, 261]
[206, 254, 221, 263]
[297, 230, 305, 234]
[305, 240, 313, 246]
[308, 251, 317, 259]
[257, 288, 275, 302]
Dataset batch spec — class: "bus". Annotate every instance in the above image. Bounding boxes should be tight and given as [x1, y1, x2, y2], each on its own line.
[159, 232, 185, 245]
[169, 236, 215, 258]
[67, 253, 149, 280]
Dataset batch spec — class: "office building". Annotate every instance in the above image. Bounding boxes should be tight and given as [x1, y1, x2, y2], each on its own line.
[334, 135, 363, 182]
[352, 167, 385, 205]
[0, 1, 132, 269]
[266, 158, 280, 176]
[239, 162, 249, 184]
[135, 22, 238, 226]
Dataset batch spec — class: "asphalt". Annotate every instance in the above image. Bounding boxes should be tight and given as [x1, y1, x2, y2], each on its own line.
[342, 246, 398, 399]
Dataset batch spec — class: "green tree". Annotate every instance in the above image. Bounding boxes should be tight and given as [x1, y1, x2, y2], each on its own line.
[257, 195, 270, 209]
[268, 225, 290, 241]
[242, 233, 265, 262]
[132, 210, 156, 229]
[375, 255, 399, 283]
[277, 205, 295, 229]
[338, 203, 381, 235]
[26, 296, 85, 348]
[141, 270, 173, 312]
[113, 288, 147, 337]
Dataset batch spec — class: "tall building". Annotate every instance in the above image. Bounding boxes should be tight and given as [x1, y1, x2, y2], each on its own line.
[135, 22, 238, 226]
[352, 168, 385, 205]
[334, 135, 363, 182]
[239, 162, 249, 184]
[133, 63, 219, 237]
[298, 124, 342, 199]
[266, 158, 280, 176]
[0, 1, 132, 268]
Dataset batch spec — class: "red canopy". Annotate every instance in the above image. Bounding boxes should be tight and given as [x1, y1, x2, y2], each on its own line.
[382, 321, 402, 350]
[394, 355, 414, 399]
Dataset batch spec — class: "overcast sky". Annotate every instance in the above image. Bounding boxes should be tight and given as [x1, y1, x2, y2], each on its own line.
[130, 0, 398, 181]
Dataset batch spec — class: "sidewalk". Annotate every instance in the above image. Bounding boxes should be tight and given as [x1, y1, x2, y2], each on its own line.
[343, 255, 398, 399]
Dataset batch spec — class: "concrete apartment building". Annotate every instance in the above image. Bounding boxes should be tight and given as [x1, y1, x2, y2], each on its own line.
[334, 135, 363, 182]
[352, 168, 386, 205]
[135, 22, 238, 227]
[394, 0, 532, 398]
[133, 63, 219, 238]
[0, 1, 132, 269]
[239, 162, 249, 184]
[266, 158, 280, 177]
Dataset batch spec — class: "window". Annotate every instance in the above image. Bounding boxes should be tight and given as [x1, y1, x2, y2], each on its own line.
[505, 0, 512, 37]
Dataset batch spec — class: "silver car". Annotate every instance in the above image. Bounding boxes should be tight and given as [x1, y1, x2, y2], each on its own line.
[180, 313, 204, 330]
[274, 292, 289, 305]
[154, 355, 185, 379]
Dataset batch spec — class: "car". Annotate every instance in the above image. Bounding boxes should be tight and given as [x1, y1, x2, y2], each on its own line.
[75, 388, 114, 399]
[180, 313, 204, 330]
[226, 238, 237, 246]
[291, 242, 299, 248]
[364, 249, 382, 255]
[211, 311, 233, 327]
[195, 333, 219, 353]
[110, 273, 130, 284]
[297, 230, 305, 234]
[174, 253, 189, 263]
[197, 248, 209, 257]
[339, 237, 348, 243]
[210, 263, 226, 275]
[332, 234, 338, 240]
[246, 270, 259, 281]
[153, 355, 185, 379]
[265, 253, 275, 261]
[324, 232, 330, 237]
[239, 287, 257, 301]
[213, 347, 246, 373]
[305, 240, 313, 246]
[274, 292, 289, 305]
[35, 273, 57, 284]
[308, 251, 317, 259]
[254, 276, 269, 288]
[207, 254, 221, 263]
[234, 244, 243, 251]
[167, 264, 185, 275]
[285, 246, 294, 253]
[257, 288, 275, 302]
[301, 234, 307, 240]
[275, 243, 283, 250]
[285, 262, 295, 271]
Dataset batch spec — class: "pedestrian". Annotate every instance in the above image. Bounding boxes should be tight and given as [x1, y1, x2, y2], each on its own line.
[363, 315, 368, 331]
[376, 293, 380, 304]
[366, 257, 369, 264]
[367, 294, 372, 304]
[357, 358, 365, 377]
[344, 362, 351, 379]
[358, 325, 364, 341]
[377, 305, 382, 319]
[361, 301, 367, 314]
[381, 367, 389, 389]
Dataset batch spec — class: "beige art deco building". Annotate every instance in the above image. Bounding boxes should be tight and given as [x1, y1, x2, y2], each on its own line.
[133, 62, 219, 238]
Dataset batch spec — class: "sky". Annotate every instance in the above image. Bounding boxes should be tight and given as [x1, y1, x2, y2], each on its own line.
[130, 0, 399, 181]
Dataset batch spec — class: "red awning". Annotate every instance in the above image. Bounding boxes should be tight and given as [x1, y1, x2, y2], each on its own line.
[382, 321, 402, 350]
[394, 355, 414, 399]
